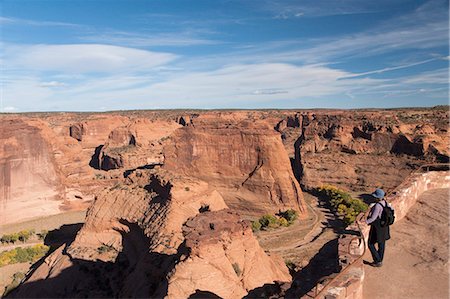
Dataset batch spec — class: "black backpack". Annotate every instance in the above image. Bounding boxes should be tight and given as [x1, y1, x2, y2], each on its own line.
[378, 201, 395, 227]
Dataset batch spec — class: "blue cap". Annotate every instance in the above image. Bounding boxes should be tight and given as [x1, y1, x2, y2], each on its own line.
[372, 188, 385, 199]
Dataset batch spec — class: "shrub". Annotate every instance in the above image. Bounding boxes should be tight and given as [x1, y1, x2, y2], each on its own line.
[184, 186, 190, 191]
[278, 209, 298, 224]
[97, 244, 116, 254]
[17, 230, 34, 242]
[285, 260, 296, 271]
[199, 204, 210, 213]
[251, 220, 261, 232]
[232, 263, 241, 276]
[259, 214, 280, 229]
[317, 185, 368, 225]
[0, 244, 50, 267]
[37, 230, 48, 241]
[278, 217, 289, 227]
[1, 233, 19, 244]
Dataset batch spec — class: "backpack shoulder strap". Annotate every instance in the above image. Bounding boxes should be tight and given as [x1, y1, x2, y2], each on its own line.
[376, 201, 385, 208]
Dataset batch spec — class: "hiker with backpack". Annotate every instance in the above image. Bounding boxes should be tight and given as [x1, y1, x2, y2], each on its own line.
[365, 188, 395, 267]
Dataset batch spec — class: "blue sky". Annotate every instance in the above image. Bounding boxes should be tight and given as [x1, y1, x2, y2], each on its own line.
[1, 0, 448, 111]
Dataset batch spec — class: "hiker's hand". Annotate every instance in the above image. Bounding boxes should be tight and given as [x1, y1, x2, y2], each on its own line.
[356, 213, 366, 224]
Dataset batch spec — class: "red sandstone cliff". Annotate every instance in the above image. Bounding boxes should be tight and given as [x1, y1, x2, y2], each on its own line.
[3, 108, 448, 298]
[275, 109, 449, 191]
[164, 115, 306, 216]
[10, 169, 290, 298]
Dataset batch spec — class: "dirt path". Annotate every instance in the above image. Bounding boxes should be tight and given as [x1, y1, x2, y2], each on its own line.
[363, 188, 449, 299]
[256, 192, 338, 263]
[255, 192, 342, 297]
[256, 192, 320, 252]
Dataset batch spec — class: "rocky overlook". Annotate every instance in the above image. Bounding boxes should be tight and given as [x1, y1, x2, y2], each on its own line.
[1, 107, 448, 298]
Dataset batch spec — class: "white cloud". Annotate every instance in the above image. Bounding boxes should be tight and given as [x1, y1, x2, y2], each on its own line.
[252, 89, 289, 95]
[3, 59, 447, 111]
[80, 32, 220, 47]
[262, 0, 408, 18]
[3, 106, 17, 112]
[343, 58, 441, 78]
[87, 63, 382, 106]
[39, 81, 66, 87]
[0, 16, 80, 27]
[5, 44, 177, 73]
[401, 68, 449, 85]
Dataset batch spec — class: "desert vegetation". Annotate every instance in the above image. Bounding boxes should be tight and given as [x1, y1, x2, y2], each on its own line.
[0, 244, 49, 267]
[317, 185, 368, 225]
[251, 209, 298, 231]
[0, 229, 49, 244]
[0, 230, 35, 244]
[97, 244, 116, 254]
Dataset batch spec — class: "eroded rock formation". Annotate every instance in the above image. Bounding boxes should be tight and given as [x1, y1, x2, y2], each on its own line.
[276, 109, 449, 191]
[10, 169, 289, 298]
[94, 119, 180, 171]
[0, 119, 62, 223]
[164, 115, 307, 216]
[167, 210, 290, 298]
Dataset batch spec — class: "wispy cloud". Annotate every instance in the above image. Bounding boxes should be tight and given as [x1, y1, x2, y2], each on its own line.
[80, 31, 221, 47]
[39, 81, 66, 87]
[5, 44, 177, 73]
[260, 0, 409, 18]
[187, 0, 448, 66]
[344, 57, 442, 78]
[401, 68, 449, 85]
[2, 62, 385, 111]
[0, 16, 81, 27]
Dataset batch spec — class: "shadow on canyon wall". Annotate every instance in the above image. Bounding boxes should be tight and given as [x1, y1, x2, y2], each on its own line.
[7, 220, 176, 298]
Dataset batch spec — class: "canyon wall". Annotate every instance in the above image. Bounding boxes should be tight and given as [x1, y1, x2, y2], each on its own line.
[10, 169, 291, 298]
[0, 119, 62, 223]
[275, 109, 449, 192]
[1, 108, 447, 224]
[164, 115, 306, 215]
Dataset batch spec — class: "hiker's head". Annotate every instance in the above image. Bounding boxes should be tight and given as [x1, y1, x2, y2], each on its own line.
[371, 188, 385, 201]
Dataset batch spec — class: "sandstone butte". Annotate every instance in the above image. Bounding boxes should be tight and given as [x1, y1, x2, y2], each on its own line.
[1, 107, 449, 298]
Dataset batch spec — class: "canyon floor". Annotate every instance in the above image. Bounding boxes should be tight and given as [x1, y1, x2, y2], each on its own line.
[0, 211, 86, 293]
[363, 188, 449, 299]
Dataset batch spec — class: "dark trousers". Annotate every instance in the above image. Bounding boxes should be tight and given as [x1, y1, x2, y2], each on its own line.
[368, 240, 385, 263]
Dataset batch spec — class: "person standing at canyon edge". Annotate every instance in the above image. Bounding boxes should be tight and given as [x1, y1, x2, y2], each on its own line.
[365, 188, 391, 267]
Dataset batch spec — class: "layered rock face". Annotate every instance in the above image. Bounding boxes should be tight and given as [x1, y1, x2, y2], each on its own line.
[93, 119, 180, 171]
[276, 109, 449, 191]
[0, 114, 179, 224]
[167, 210, 290, 298]
[164, 115, 307, 216]
[68, 168, 228, 259]
[0, 119, 61, 223]
[11, 169, 290, 298]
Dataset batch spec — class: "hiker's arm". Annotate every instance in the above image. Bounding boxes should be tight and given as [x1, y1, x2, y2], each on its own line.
[366, 204, 382, 224]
